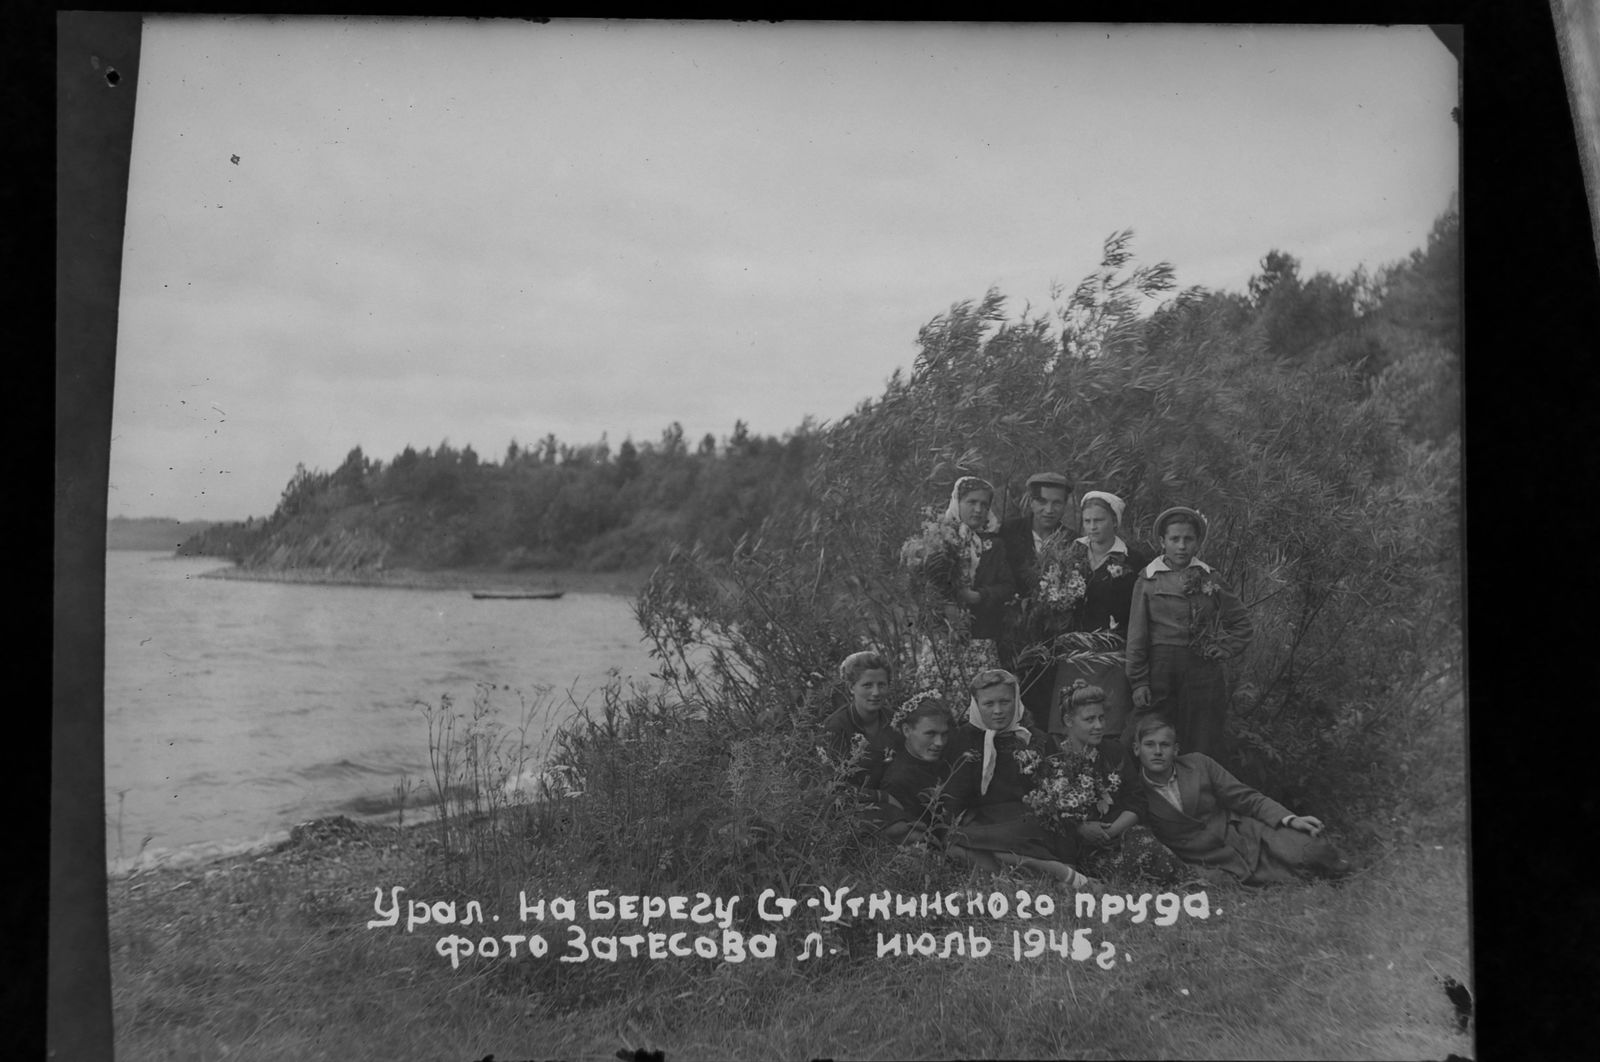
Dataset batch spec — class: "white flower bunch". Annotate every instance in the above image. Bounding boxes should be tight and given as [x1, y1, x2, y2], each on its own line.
[899, 506, 965, 570]
[1023, 750, 1119, 831]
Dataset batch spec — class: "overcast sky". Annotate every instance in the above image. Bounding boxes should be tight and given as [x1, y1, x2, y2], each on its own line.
[107, 18, 1459, 522]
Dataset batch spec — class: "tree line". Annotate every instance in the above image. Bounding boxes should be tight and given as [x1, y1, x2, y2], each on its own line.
[177, 417, 814, 572]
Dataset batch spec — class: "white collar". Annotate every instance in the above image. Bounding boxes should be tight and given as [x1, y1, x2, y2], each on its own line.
[1142, 556, 1214, 578]
[1076, 535, 1128, 555]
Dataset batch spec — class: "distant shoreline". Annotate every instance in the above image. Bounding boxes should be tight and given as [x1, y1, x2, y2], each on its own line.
[194, 561, 653, 597]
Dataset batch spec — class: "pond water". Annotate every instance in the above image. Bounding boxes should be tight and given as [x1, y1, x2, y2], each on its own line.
[104, 551, 660, 871]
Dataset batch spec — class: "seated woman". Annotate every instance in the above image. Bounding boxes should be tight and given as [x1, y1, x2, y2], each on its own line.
[943, 669, 1098, 889]
[876, 691, 962, 847]
[1131, 715, 1352, 886]
[1050, 681, 1188, 887]
[819, 651, 898, 797]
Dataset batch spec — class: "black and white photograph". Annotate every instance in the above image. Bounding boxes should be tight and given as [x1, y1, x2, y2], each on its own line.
[72, 16, 1475, 1060]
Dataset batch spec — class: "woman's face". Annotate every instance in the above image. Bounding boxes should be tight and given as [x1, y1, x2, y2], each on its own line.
[902, 714, 950, 762]
[850, 669, 891, 718]
[975, 683, 1016, 730]
[1081, 503, 1118, 546]
[958, 490, 992, 531]
[1136, 727, 1179, 778]
[1065, 700, 1106, 747]
[1160, 521, 1200, 568]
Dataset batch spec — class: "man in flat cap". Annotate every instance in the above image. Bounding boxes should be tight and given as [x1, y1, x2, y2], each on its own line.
[997, 471, 1074, 725]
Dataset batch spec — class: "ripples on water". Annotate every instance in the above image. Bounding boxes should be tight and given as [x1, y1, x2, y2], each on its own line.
[104, 552, 660, 872]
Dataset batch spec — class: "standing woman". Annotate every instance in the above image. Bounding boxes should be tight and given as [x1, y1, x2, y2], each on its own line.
[904, 476, 1016, 686]
[1051, 490, 1153, 744]
[931, 476, 1015, 642]
[1125, 506, 1252, 760]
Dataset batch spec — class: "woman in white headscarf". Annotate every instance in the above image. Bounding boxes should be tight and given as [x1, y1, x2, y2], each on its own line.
[942, 668, 1098, 889]
[919, 476, 1015, 641]
[1051, 490, 1154, 745]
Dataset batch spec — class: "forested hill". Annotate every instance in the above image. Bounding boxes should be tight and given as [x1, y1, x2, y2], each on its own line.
[180, 204, 1458, 582]
[176, 420, 813, 573]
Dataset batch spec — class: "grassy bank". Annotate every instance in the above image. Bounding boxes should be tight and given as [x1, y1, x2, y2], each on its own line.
[196, 562, 654, 597]
[107, 813, 1471, 1061]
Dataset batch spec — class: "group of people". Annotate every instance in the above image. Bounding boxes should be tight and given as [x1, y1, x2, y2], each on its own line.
[820, 472, 1352, 889]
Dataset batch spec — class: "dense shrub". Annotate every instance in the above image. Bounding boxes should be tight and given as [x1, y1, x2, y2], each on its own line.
[630, 219, 1462, 826]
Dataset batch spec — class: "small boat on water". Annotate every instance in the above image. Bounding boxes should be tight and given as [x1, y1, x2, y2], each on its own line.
[470, 590, 565, 600]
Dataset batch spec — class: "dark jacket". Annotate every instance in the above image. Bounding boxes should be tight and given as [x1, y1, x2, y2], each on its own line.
[998, 515, 1045, 596]
[941, 722, 1060, 815]
[1075, 539, 1157, 638]
[879, 750, 958, 828]
[819, 704, 898, 792]
[1078, 740, 1144, 825]
[1136, 753, 1303, 884]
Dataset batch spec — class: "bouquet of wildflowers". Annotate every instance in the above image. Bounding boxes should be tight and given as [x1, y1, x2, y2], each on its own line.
[900, 506, 964, 570]
[901, 505, 991, 594]
[1023, 749, 1120, 833]
[1034, 538, 1091, 617]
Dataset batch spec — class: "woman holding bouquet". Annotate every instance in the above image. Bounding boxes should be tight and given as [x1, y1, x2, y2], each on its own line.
[943, 669, 1098, 889]
[1033, 680, 1188, 886]
[1132, 715, 1351, 885]
[919, 476, 1015, 640]
[1126, 506, 1252, 759]
[1050, 490, 1153, 744]
[901, 476, 1015, 688]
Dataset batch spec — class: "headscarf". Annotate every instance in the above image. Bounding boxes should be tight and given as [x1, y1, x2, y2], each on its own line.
[966, 668, 1029, 795]
[1079, 490, 1126, 527]
[943, 476, 1000, 580]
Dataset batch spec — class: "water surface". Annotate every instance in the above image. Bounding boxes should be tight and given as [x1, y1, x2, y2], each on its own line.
[104, 552, 658, 870]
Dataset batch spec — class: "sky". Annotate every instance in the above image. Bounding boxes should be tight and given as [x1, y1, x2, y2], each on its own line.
[107, 18, 1460, 522]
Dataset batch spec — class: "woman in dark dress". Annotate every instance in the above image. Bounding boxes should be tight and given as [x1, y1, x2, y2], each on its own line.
[1051, 490, 1152, 744]
[819, 650, 897, 796]
[1047, 680, 1188, 887]
[943, 669, 1097, 889]
[877, 692, 958, 843]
